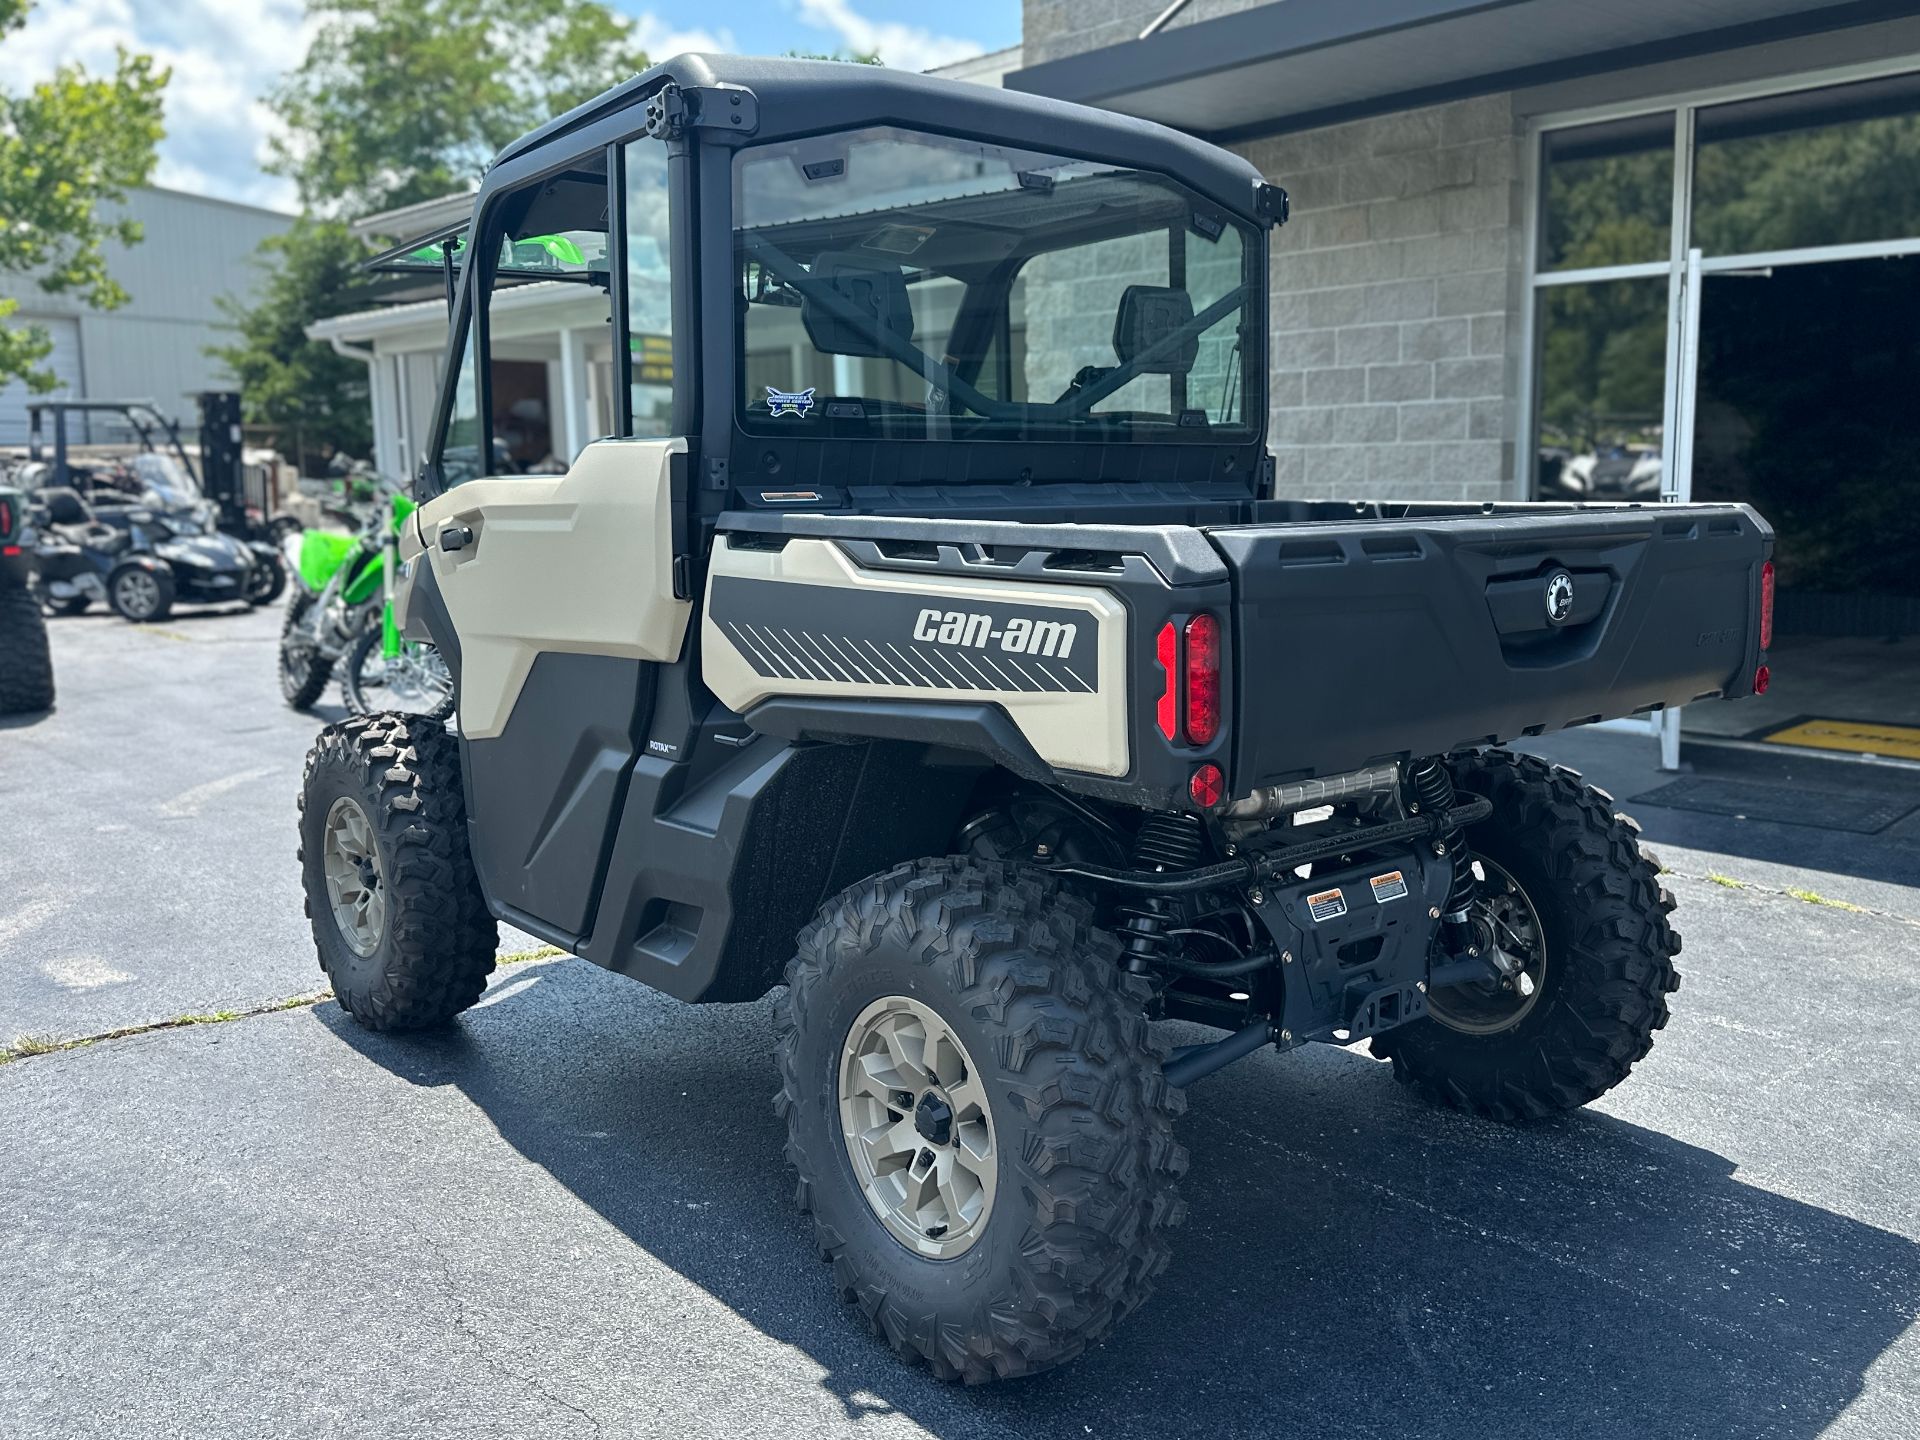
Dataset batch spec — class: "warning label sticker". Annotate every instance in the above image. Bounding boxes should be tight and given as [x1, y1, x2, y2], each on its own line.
[1369, 870, 1410, 904]
[1307, 888, 1347, 923]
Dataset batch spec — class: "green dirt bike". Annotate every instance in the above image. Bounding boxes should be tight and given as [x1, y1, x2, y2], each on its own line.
[278, 486, 454, 721]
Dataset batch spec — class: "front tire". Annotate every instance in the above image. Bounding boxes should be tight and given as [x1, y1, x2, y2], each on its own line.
[279, 591, 334, 710]
[1371, 750, 1681, 1120]
[108, 561, 174, 622]
[0, 585, 55, 714]
[298, 713, 498, 1029]
[342, 626, 454, 722]
[775, 858, 1187, 1382]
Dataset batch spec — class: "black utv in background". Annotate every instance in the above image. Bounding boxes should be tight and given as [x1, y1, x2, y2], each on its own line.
[0, 482, 54, 714]
[295, 56, 1775, 1383]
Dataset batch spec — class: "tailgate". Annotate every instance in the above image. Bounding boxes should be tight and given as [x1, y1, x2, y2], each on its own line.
[1210, 504, 1773, 787]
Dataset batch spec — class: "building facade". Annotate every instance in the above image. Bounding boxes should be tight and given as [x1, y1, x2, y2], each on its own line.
[1013, 0, 1920, 758]
[0, 187, 294, 447]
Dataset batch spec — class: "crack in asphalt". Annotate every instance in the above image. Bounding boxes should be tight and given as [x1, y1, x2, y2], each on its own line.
[1661, 868, 1920, 929]
[435, 1251, 607, 1438]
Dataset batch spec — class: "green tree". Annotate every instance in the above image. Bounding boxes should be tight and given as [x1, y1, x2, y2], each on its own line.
[0, 0, 168, 390]
[208, 219, 381, 473]
[267, 0, 652, 219]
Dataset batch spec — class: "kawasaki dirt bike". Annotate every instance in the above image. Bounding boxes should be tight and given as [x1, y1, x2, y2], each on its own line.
[278, 487, 453, 721]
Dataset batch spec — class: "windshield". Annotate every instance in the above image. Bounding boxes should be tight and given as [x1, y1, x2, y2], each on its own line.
[734, 127, 1258, 443]
[129, 453, 203, 506]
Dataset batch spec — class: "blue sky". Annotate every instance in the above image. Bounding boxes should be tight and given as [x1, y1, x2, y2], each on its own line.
[0, 0, 1023, 211]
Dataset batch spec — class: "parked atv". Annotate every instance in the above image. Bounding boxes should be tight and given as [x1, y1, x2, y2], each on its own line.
[0, 481, 55, 714]
[297, 57, 1775, 1382]
[279, 484, 451, 719]
[29, 483, 273, 623]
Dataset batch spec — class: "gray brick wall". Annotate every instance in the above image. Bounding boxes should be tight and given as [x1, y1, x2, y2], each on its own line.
[1241, 95, 1523, 502]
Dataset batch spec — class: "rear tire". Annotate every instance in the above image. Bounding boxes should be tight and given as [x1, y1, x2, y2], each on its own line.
[298, 713, 498, 1030]
[279, 591, 334, 710]
[0, 585, 55, 714]
[1371, 750, 1680, 1121]
[108, 561, 174, 622]
[245, 551, 288, 606]
[775, 858, 1187, 1382]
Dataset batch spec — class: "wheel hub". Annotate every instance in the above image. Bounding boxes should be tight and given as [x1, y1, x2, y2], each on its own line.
[913, 1090, 954, 1146]
[1428, 856, 1548, 1035]
[838, 994, 997, 1260]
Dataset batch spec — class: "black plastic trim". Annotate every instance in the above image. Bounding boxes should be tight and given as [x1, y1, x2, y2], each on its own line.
[744, 698, 1053, 781]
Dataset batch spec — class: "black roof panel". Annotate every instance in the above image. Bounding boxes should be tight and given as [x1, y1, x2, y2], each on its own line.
[491, 53, 1270, 221]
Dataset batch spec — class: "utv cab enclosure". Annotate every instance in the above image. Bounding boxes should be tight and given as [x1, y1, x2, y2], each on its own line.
[299, 55, 1773, 1383]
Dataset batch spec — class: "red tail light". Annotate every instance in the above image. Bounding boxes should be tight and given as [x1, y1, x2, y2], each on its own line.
[1759, 560, 1775, 651]
[0, 497, 12, 535]
[1183, 613, 1221, 745]
[1754, 664, 1771, 695]
[1155, 622, 1179, 742]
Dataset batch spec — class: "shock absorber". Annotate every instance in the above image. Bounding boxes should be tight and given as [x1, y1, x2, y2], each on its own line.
[1117, 813, 1204, 974]
[1408, 757, 1479, 954]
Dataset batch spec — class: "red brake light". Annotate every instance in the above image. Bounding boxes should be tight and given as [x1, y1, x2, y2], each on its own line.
[0, 497, 12, 535]
[1759, 560, 1775, 651]
[1183, 613, 1221, 746]
[1155, 621, 1179, 742]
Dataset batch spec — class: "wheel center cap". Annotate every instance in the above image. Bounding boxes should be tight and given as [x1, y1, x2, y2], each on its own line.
[914, 1091, 954, 1146]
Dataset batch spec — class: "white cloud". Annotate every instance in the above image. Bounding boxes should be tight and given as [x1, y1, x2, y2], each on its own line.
[0, 0, 304, 211]
[627, 12, 736, 60]
[791, 0, 983, 72]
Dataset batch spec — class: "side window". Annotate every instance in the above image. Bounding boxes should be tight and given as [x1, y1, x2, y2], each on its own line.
[624, 138, 674, 437]
[432, 153, 615, 484]
[440, 318, 484, 486]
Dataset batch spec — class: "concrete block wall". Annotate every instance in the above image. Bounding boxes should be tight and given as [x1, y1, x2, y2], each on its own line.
[1240, 95, 1525, 501]
[1019, 2, 1530, 502]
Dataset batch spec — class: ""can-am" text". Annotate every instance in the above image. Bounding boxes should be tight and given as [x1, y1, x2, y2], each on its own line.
[913, 608, 1079, 659]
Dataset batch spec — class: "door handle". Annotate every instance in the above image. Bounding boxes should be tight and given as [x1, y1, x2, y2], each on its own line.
[439, 523, 474, 553]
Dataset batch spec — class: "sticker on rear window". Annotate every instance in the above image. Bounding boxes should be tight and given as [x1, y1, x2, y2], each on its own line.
[1307, 888, 1347, 923]
[1369, 870, 1409, 904]
[765, 386, 815, 417]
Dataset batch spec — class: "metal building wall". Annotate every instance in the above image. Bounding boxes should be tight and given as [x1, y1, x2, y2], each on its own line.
[0, 187, 293, 447]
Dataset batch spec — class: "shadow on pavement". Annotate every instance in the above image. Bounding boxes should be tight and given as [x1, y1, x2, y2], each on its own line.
[328, 964, 1920, 1440]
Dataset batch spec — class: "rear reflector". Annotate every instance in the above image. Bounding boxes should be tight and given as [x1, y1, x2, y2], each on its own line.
[1183, 613, 1221, 746]
[1759, 560, 1775, 651]
[1155, 622, 1179, 742]
[1189, 763, 1225, 808]
[1754, 664, 1771, 695]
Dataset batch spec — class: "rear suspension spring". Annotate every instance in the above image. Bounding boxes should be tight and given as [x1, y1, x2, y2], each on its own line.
[1117, 813, 1203, 973]
[1409, 757, 1479, 941]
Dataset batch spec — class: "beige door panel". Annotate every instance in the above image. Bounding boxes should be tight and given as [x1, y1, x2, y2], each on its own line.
[415, 438, 690, 739]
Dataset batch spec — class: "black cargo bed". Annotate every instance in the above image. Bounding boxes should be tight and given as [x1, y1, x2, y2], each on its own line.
[1208, 503, 1773, 787]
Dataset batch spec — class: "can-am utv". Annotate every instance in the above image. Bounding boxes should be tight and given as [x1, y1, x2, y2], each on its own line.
[297, 56, 1774, 1382]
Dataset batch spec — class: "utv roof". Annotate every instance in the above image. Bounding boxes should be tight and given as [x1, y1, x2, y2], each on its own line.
[491, 53, 1271, 222]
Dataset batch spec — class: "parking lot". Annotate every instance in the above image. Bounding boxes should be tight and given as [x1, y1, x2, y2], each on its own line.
[4, 608, 1918, 1439]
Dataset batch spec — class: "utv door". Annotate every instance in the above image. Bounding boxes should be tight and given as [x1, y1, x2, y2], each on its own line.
[406, 128, 690, 943]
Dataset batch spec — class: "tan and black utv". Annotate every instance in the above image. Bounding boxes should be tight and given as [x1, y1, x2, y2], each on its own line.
[298, 55, 1774, 1382]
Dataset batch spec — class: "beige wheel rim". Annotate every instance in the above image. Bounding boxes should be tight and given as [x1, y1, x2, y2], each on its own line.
[321, 796, 387, 957]
[838, 994, 998, 1260]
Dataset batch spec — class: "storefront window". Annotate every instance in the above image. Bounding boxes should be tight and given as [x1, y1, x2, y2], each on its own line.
[1539, 113, 1674, 271]
[1533, 276, 1667, 499]
[1692, 71, 1920, 257]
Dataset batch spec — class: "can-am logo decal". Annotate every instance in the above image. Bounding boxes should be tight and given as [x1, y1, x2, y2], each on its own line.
[765, 386, 815, 417]
[708, 576, 1098, 694]
[914, 608, 1078, 660]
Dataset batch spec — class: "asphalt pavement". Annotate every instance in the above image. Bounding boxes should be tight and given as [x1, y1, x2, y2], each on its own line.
[3, 603, 1918, 1438]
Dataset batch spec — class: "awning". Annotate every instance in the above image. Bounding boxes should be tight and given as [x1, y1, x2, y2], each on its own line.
[1006, 0, 1901, 140]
